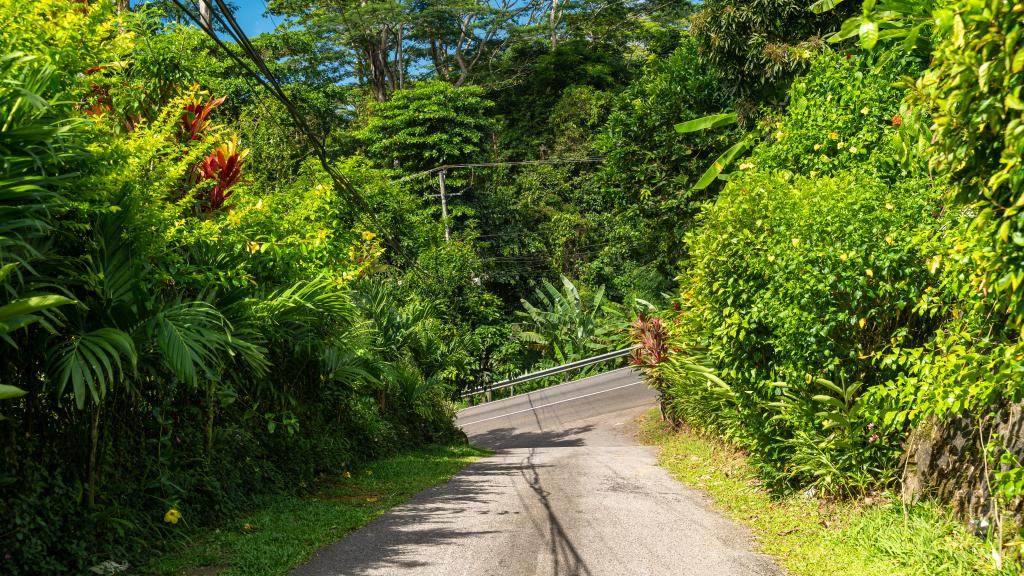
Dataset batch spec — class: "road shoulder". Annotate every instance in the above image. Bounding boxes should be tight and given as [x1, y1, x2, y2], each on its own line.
[636, 410, 1010, 576]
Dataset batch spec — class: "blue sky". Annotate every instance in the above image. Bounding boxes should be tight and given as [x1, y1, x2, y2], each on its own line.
[230, 0, 282, 35]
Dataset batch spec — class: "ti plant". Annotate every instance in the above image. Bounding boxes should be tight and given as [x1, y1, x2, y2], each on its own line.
[179, 94, 226, 142]
[194, 135, 249, 211]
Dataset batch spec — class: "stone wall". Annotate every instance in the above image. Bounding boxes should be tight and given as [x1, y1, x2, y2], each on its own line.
[901, 403, 1024, 525]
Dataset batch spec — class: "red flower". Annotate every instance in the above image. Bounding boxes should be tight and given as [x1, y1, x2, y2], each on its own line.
[891, 114, 903, 126]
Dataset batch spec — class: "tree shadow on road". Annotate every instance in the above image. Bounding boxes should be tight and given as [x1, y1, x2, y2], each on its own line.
[469, 424, 595, 450]
[291, 461, 509, 575]
[290, 426, 596, 576]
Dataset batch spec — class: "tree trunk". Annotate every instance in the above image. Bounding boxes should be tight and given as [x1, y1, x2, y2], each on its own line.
[87, 405, 101, 508]
[205, 380, 215, 463]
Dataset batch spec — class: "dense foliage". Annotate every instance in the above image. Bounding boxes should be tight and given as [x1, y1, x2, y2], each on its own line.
[629, 0, 1024, 566]
[6, 0, 1024, 571]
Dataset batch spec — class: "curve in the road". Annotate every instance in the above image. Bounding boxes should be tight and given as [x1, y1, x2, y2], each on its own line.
[292, 368, 782, 576]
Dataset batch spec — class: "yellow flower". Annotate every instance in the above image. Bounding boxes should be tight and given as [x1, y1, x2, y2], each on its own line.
[858, 318, 867, 329]
[767, 254, 776, 262]
[840, 253, 849, 262]
[849, 146, 858, 154]
[828, 131, 840, 141]
[837, 141, 846, 149]
[774, 130, 785, 141]
[791, 238, 800, 248]
[164, 508, 182, 524]
[361, 230, 376, 241]
[343, 471, 352, 478]
[243, 523, 254, 531]
[866, 268, 874, 278]
[885, 202, 894, 210]
[247, 241, 260, 253]
[860, 107, 870, 115]
[813, 143, 821, 151]
[885, 235, 894, 245]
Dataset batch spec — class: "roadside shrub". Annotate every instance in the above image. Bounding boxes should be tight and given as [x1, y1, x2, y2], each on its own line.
[750, 50, 913, 180]
[675, 169, 942, 494]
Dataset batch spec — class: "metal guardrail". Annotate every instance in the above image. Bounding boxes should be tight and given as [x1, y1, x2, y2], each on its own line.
[459, 346, 638, 398]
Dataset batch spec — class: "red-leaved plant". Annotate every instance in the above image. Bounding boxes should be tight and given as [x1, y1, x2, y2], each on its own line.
[179, 95, 226, 142]
[194, 136, 249, 211]
[630, 314, 668, 369]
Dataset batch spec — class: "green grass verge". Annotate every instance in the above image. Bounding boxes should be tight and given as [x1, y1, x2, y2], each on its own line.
[637, 410, 1020, 576]
[144, 443, 489, 576]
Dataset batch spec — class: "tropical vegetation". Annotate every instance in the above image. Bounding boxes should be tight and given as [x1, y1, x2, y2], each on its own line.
[2, 0, 1024, 573]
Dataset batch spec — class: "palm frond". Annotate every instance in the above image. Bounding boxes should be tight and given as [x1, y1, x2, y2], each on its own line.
[54, 328, 137, 409]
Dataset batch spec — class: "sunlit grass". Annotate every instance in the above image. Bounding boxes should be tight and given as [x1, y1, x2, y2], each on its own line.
[637, 410, 1017, 576]
[144, 443, 488, 576]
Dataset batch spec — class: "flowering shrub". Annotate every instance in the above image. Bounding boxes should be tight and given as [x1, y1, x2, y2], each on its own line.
[748, 51, 914, 180]
[673, 166, 942, 491]
[179, 94, 225, 142]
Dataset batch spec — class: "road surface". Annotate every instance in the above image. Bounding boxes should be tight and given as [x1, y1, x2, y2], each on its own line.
[292, 367, 782, 576]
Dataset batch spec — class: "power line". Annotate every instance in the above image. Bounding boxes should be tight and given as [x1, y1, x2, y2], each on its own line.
[393, 157, 605, 183]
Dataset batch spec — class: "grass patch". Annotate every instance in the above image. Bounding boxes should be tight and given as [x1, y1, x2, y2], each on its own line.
[144, 443, 489, 576]
[637, 410, 1019, 576]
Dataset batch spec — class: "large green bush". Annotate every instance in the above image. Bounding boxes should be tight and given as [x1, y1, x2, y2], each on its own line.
[677, 168, 941, 494]
[750, 51, 913, 180]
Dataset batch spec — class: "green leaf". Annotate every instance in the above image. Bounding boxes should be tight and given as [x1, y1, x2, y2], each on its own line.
[809, 0, 844, 14]
[55, 328, 136, 409]
[830, 16, 865, 42]
[858, 21, 879, 49]
[693, 139, 751, 190]
[0, 384, 27, 400]
[0, 294, 75, 325]
[675, 113, 737, 134]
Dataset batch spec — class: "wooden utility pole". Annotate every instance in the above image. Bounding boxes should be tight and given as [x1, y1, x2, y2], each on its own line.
[199, 0, 212, 28]
[438, 169, 450, 242]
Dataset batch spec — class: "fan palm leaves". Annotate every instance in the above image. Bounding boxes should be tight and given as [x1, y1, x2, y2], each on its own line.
[0, 54, 78, 271]
[352, 277, 436, 355]
[46, 208, 270, 407]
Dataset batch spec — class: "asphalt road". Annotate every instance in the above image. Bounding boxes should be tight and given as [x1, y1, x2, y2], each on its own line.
[292, 367, 782, 576]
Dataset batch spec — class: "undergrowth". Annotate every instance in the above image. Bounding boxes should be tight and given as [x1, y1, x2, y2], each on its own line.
[637, 410, 1020, 576]
[144, 443, 488, 576]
